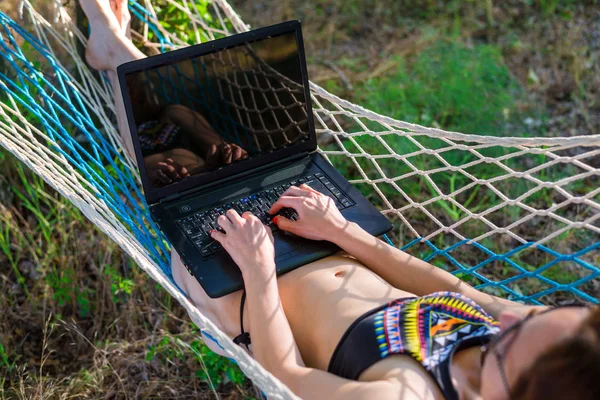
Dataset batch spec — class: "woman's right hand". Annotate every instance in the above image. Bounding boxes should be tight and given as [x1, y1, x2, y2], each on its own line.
[268, 184, 349, 241]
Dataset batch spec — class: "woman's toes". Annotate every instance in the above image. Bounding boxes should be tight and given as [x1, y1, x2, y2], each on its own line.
[109, 0, 120, 18]
[110, 0, 132, 37]
[80, 0, 134, 71]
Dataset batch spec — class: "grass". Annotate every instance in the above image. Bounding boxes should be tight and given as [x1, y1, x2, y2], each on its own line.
[0, 152, 253, 398]
[325, 38, 529, 197]
[136, 0, 234, 45]
[2, 0, 599, 398]
[355, 41, 525, 135]
[1, 1, 253, 395]
[321, 39, 555, 232]
[302, 1, 599, 303]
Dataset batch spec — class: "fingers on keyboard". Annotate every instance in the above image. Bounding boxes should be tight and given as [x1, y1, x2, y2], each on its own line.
[177, 173, 350, 257]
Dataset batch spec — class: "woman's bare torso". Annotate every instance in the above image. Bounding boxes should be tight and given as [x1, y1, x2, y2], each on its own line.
[174, 252, 455, 398]
[276, 253, 414, 369]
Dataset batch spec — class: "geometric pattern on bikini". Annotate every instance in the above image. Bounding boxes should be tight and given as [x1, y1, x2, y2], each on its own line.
[137, 121, 182, 152]
[374, 291, 500, 370]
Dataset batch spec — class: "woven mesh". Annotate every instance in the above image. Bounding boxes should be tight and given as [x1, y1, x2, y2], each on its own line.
[141, 46, 308, 152]
[0, 0, 599, 397]
[313, 89, 600, 305]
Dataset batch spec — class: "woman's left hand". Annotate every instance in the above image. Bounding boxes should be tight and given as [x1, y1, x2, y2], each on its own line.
[210, 210, 276, 282]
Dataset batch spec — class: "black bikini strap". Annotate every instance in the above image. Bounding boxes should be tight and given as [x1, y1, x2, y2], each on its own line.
[232, 289, 251, 351]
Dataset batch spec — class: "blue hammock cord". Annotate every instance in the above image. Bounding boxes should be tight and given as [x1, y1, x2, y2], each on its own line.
[0, 9, 598, 306]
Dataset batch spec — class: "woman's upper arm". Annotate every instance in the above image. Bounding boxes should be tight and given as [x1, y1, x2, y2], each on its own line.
[284, 366, 437, 400]
[461, 286, 549, 320]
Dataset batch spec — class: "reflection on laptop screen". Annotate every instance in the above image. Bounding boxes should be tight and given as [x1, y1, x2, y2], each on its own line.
[125, 32, 309, 190]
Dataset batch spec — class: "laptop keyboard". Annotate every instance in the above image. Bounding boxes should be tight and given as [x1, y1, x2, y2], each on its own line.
[176, 172, 354, 258]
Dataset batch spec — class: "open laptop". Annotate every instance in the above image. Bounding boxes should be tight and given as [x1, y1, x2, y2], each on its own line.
[117, 20, 391, 298]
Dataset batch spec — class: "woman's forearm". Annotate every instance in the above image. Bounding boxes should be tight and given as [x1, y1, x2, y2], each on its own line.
[332, 222, 525, 319]
[243, 268, 305, 377]
[333, 222, 466, 295]
[243, 269, 404, 400]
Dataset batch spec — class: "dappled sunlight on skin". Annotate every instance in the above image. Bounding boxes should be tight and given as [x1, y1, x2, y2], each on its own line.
[174, 185, 544, 397]
[173, 187, 403, 323]
[171, 191, 408, 364]
[167, 183, 543, 398]
[198, 186, 417, 370]
[71, 2, 577, 398]
[192, 187, 408, 366]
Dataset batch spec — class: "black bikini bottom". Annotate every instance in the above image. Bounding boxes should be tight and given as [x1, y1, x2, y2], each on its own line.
[327, 298, 413, 380]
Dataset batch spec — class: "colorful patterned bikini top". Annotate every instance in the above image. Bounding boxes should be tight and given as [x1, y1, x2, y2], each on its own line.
[137, 120, 183, 154]
[328, 291, 500, 400]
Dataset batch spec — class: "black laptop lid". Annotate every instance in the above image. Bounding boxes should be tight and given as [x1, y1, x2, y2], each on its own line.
[117, 21, 317, 205]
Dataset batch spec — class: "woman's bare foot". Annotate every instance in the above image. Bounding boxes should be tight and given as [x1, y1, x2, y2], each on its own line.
[80, 0, 138, 71]
[109, 0, 131, 38]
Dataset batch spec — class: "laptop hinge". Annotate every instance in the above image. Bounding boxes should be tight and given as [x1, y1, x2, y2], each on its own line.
[176, 151, 310, 200]
[160, 192, 181, 204]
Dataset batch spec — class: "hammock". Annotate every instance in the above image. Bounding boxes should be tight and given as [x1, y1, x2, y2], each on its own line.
[1, 1, 599, 398]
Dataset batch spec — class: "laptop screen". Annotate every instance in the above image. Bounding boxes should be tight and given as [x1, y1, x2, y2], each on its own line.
[124, 31, 310, 191]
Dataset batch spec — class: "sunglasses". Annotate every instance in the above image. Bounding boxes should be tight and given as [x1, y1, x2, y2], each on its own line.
[479, 303, 589, 399]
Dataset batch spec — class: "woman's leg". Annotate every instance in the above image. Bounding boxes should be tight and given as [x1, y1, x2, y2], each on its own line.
[160, 104, 225, 151]
[171, 249, 247, 357]
[80, 0, 145, 158]
[81, 0, 247, 352]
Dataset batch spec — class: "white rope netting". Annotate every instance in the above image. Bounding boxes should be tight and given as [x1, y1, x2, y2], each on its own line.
[138, 42, 308, 152]
[0, 0, 599, 398]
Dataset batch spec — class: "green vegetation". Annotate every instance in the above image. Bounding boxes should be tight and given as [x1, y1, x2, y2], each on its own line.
[2, 0, 599, 398]
[325, 39, 531, 206]
[355, 42, 524, 135]
[0, 154, 253, 397]
[1, 0, 254, 397]
[289, 0, 598, 288]
[148, 0, 234, 44]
